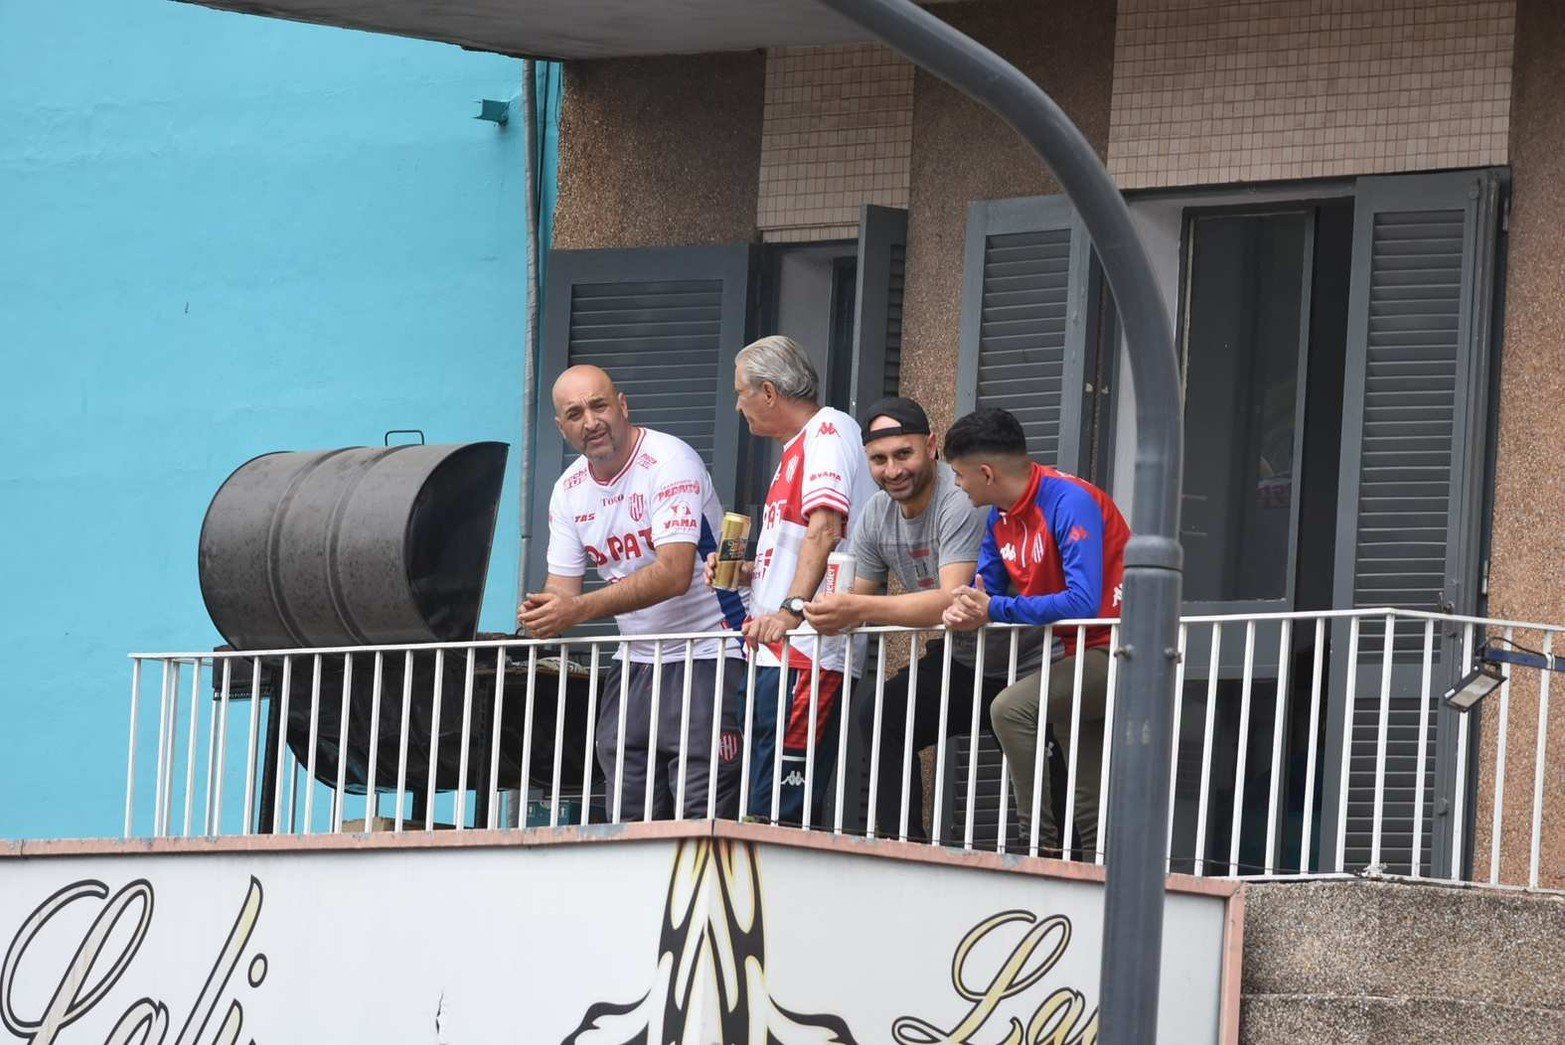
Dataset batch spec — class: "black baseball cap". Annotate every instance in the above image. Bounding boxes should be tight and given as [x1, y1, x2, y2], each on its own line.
[862, 396, 932, 444]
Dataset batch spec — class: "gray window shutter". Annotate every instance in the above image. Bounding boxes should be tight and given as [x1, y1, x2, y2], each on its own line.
[528, 245, 753, 596]
[849, 205, 908, 416]
[956, 195, 1093, 473]
[1322, 170, 1503, 877]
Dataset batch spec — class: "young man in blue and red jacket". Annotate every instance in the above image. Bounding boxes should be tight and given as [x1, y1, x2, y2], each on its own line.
[941, 407, 1130, 857]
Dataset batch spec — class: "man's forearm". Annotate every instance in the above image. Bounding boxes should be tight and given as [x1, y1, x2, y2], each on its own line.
[787, 542, 831, 601]
[988, 586, 1096, 625]
[785, 525, 837, 602]
[851, 589, 952, 629]
[575, 558, 688, 621]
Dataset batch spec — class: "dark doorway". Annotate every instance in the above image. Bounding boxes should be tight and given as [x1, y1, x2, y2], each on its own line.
[1169, 198, 1355, 875]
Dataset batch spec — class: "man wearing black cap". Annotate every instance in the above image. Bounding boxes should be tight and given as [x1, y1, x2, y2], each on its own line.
[805, 397, 1046, 843]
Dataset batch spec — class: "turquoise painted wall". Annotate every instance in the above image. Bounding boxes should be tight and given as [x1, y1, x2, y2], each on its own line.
[0, 2, 552, 838]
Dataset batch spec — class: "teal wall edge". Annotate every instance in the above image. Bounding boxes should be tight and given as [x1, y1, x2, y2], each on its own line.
[0, 0, 561, 838]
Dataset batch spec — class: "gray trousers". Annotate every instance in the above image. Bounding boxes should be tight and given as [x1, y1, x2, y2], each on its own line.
[990, 647, 1112, 855]
[595, 656, 744, 821]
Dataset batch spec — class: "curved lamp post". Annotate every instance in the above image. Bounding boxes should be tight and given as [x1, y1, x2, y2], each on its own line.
[814, 1, 1185, 1041]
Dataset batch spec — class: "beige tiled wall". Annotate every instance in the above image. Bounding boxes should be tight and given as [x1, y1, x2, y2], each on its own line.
[1108, 0, 1515, 189]
[757, 45, 915, 241]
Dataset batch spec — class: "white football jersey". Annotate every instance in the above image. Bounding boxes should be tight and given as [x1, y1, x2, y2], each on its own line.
[546, 428, 745, 662]
[751, 406, 876, 673]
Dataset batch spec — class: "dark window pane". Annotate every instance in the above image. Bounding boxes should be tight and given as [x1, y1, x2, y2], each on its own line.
[1180, 213, 1309, 603]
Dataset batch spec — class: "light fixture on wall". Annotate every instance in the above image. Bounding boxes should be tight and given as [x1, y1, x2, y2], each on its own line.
[475, 98, 511, 126]
[1443, 663, 1505, 713]
[1442, 635, 1565, 712]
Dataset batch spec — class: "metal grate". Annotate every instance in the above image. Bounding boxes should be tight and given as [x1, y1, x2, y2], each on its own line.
[1352, 210, 1463, 630]
[882, 243, 905, 397]
[560, 278, 723, 619]
[974, 229, 1072, 465]
[943, 732, 1018, 851]
[1342, 207, 1466, 874]
[562, 279, 724, 473]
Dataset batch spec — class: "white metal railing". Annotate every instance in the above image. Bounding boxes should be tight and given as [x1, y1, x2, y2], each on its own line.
[123, 608, 1565, 890]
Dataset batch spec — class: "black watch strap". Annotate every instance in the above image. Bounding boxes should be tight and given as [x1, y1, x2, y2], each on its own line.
[781, 596, 806, 618]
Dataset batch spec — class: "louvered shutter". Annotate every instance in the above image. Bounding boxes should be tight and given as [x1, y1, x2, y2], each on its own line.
[849, 205, 908, 415]
[957, 195, 1092, 472]
[529, 245, 752, 596]
[1322, 171, 1502, 877]
[942, 734, 1015, 851]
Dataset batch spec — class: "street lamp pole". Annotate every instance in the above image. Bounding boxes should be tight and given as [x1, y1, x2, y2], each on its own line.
[814, 1, 1184, 1040]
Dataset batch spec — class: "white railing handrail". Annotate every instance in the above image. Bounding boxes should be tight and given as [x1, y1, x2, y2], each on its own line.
[120, 606, 1565, 894]
[128, 605, 1461, 661]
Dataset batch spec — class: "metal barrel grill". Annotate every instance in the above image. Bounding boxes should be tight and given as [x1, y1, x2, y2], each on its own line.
[200, 442, 508, 649]
[197, 442, 598, 826]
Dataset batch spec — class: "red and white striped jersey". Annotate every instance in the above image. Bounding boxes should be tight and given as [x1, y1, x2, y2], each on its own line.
[751, 407, 876, 673]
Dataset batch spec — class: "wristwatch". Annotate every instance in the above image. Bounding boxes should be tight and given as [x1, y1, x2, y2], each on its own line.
[780, 596, 807, 619]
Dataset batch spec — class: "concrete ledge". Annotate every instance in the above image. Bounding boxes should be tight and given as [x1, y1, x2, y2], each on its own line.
[1241, 994, 1565, 1045]
[0, 822, 1237, 898]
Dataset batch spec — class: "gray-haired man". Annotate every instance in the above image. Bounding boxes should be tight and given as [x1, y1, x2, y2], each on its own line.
[706, 335, 875, 825]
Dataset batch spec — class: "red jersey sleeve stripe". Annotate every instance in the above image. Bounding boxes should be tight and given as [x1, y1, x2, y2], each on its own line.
[800, 491, 850, 517]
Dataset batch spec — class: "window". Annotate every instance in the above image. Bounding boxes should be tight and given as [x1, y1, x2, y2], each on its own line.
[966, 173, 1505, 876]
[1178, 208, 1329, 607]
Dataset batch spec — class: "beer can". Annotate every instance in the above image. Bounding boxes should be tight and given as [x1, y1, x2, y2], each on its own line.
[712, 512, 751, 590]
[823, 550, 856, 596]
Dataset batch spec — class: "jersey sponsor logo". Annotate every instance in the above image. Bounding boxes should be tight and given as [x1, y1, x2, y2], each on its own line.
[636, 452, 658, 469]
[817, 421, 838, 436]
[602, 493, 624, 506]
[808, 470, 843, 483]
[563, 470, 587, 490]
[655, 480, 701, 502]
[1000, 543, 1018, 562]
[629, 493, 647, 522]
[1067, 524, 1090, 544]
[584, 528, 658, 565]
[662, 502, 697, 531]
[781, 770, 806, 786]
[574, 512, 596, 524]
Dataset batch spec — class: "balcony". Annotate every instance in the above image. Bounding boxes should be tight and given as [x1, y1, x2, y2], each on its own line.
[118, 606, 1562, 892]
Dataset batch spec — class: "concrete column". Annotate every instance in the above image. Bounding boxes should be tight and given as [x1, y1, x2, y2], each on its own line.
[1479, 0, 1565, 889]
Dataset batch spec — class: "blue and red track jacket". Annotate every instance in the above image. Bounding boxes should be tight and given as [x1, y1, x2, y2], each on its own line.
[975, 463, 1130, 657]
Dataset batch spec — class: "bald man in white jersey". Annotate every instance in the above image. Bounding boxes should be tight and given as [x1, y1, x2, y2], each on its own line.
[520, 365, 746, 820]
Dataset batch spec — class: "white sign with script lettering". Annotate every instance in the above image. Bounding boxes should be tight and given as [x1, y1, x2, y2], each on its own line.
[0, 834, 1234, 1043]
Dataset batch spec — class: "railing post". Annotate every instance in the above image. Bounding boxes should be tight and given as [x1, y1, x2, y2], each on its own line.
[1318, 615, 1359, 873]
[124, 658, 143, 839]
[1529, 632, 1552, 889]
[551, 643, 572, 827]
[456, 648, 476, 831]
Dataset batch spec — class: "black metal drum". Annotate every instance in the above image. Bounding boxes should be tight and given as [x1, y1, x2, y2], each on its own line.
[198, 442, 508, 650]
